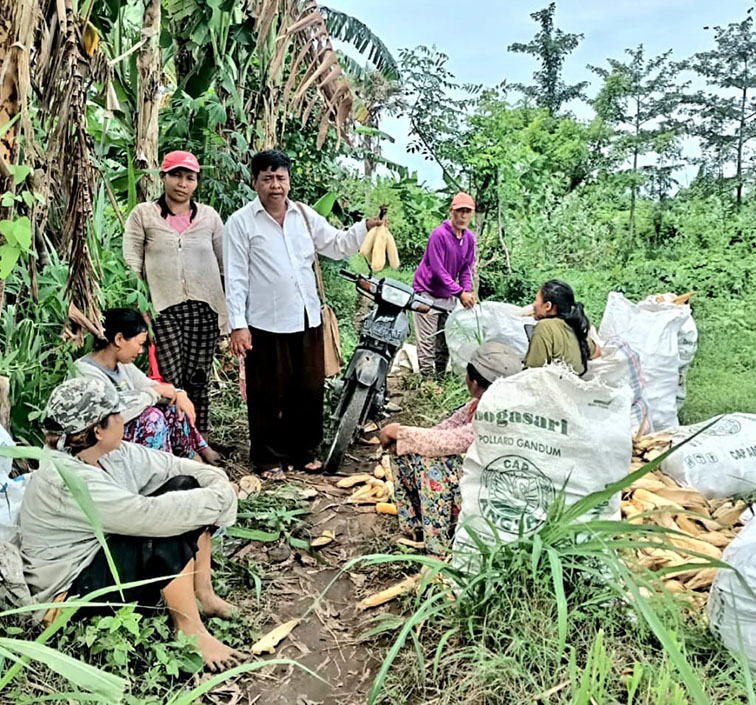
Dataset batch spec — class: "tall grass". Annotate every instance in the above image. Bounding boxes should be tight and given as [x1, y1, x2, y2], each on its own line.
[325, 446, 755, 704]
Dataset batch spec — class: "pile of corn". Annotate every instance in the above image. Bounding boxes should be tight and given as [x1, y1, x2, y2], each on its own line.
[622, 431, 747, 606]
[336, 455, 398, 515]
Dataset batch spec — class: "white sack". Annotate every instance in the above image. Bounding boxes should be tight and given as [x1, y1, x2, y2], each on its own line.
[583, 340, 653, 435]
[453, 365, 633, 562]
[599, 292, 688, 430]
[0, 425, 24, 546]
[642, 294, 698, 410]
[445, 302, 535, 374]
[708, 515, 756, 670]
[661, 414, 756, 499]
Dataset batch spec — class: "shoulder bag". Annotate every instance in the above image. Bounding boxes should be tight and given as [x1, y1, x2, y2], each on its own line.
[295, 202, 343, 377]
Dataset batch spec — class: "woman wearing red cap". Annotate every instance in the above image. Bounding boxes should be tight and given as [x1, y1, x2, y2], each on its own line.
[123, 151, 227, 463]
[412, 192, 477, 378]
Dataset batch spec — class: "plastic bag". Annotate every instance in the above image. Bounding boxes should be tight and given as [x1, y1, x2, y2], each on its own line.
[708, 514, 756, 670]
[0, 425, 24, 546]
[641, 293, 697, 410]
[584, 340, 653, 434]
[445, 302, 535, 375]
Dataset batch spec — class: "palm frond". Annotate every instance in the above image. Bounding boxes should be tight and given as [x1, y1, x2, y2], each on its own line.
[320, 6, 399, 80]
[254, 0, 354, 150]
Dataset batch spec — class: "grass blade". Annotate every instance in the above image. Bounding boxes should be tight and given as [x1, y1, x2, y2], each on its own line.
[546, 547, 567, 659]
[0, 639, 125, 702]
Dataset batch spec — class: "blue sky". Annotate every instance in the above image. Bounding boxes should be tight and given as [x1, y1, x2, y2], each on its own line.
[325, 0, 754, 187]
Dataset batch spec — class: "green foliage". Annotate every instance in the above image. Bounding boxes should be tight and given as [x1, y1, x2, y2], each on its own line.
[51, 608, 203, 702]
[339, 174, 444, 263]
[0, 187, 150, 443]
[507, 2, 588, 115]
[320, 6, 400, 80]
[680, 12, 756, 203]
[349, 450, 751, 704]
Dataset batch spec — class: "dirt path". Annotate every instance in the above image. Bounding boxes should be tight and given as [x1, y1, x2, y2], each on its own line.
[241, 464, 394, 704]
[211, 378, 410, 705]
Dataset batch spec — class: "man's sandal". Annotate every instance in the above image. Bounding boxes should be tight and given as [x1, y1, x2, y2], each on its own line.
[259, 465, 286, 481]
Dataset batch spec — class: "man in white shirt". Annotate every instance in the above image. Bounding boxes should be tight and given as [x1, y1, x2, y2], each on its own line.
[223, 150, 383, 480]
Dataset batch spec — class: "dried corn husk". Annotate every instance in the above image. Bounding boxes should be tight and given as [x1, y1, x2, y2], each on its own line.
[311, 530, 335, 548]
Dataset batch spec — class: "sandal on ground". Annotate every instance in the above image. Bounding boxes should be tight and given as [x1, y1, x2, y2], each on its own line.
[298, 459, 323, 473]
[258, 465, 287, 482]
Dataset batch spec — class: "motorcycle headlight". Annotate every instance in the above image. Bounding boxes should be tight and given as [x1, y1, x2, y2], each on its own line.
[381, 283, 412, 308]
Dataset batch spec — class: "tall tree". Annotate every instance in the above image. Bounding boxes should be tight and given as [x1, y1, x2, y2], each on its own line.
[396, 45, 477, 191]
[134, 0, 161, 202]
[590, 45, 684, 239]
[508, 2, 588, 116]
[682, 10, 756, 207]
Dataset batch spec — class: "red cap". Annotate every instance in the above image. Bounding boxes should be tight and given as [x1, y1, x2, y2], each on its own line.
[160, 151, 200, 173]
[450, 192, 475, 211]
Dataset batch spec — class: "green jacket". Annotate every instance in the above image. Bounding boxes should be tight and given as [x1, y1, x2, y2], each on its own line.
[524, 317, 595, 375]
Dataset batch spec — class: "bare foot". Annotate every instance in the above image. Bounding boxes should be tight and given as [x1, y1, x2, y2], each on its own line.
[197, 591, 238, 619]
[199, 446, 222, 466]
[193, 628, 242, 671]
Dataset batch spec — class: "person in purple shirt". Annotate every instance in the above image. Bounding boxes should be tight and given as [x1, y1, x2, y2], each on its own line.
[412, 192, 477, 377]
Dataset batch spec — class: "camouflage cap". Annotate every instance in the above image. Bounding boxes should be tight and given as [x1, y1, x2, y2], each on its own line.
[44, 377, 125, 435]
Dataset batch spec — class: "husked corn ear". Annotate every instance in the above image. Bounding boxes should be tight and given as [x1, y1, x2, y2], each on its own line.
[357, 574, 421, 609]
[360, 226, 379, 258]
[376, 502, 397, 515]
[336, 474, 373, 488]
[251, 619, 299, 655]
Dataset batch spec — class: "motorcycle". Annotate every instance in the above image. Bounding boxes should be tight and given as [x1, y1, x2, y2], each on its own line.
[324, 269, 445, 473]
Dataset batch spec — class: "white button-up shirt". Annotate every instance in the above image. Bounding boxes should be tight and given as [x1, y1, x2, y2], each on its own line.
[223, 197, 368, 333]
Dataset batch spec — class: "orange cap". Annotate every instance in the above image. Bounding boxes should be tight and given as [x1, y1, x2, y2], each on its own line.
[450, 192, 475, 211]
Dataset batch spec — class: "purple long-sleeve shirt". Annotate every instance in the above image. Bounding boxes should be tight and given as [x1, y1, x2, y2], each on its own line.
[412, 220, 475, 299]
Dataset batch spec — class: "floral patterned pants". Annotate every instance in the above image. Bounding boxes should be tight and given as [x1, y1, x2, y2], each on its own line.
[123, 405, 207, 459]
[394, 453, 464, 555]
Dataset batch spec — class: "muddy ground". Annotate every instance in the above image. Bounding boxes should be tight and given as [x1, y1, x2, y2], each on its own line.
[203, 375, 413, 705]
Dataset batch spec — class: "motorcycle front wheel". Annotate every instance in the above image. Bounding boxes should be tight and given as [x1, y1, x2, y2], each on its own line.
[324, 383, 371, 474]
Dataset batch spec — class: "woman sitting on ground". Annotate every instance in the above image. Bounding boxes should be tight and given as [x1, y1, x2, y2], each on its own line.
[19, 377, 239, 671]
[524, 279, 601, 376]
[379, 343, 521, 555]
[74, 308, 219, 463]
